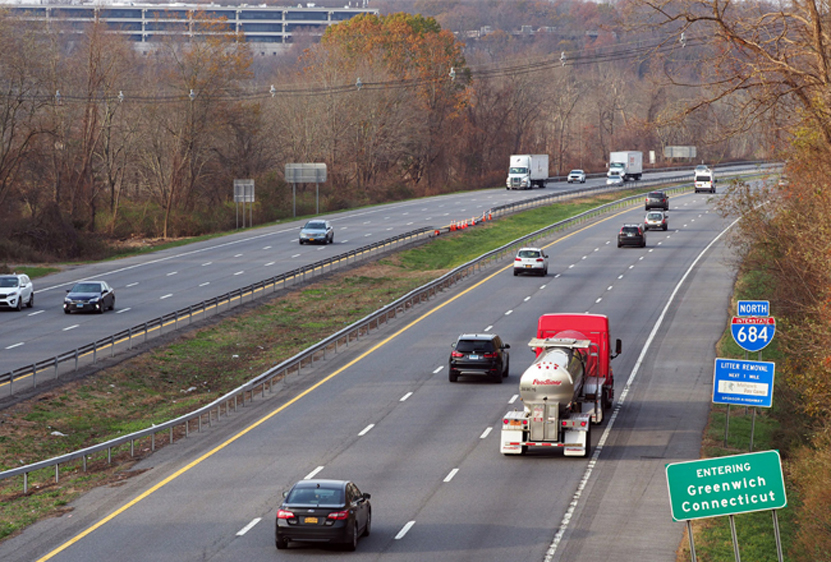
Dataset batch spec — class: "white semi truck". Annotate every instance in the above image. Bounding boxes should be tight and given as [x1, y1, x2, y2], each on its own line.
[500, 313, 621, 458]
[607, 151, 643, 181]
[506, 154, 549, 189]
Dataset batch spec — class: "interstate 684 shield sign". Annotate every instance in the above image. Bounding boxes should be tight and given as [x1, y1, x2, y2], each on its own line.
[731, 316, 775, 352]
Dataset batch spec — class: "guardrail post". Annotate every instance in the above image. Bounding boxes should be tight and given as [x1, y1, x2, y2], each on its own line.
[128, 327, 133, 349]
[170, 427, 173, 444]
[198, 414, 202, 432]
[131, 440, 134, 457]
[54, 357, 58, 380]
[144, 322, 148, 344]
[23, 472, 27, 494]
[93, 342, 97, 364]
[108, 447, 112, 464]
[83, 455, 87, 472]
[189, 305, 193, 325]
[185, 419, 189, 437]
[55, 464, 59, 484]
[151, 432, 155, 451]
[75, 349, 79, 370]
[111, 335, 115, 357]
[32, 364, 36, 389]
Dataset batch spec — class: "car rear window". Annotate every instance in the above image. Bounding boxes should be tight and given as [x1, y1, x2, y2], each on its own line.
[647, 213, 663, 219]
[518, 250, 540, 258]
[622, 226, 640, 234]
[456, 340, 495, 353]
[648, 192, 664, 198]
[288, 487, 344, 505]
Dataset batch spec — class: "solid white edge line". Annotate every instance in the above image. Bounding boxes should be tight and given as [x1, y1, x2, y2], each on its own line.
[400, 392, 413, 402]
[358, 424, 374, 436]
[236, 517, 261, 536]
[543, 216, 741, 562]
[444, 468, 459, 483]
[395, 521, 416, 540]
[304, 466, 325, 480]
[480, 427, 493, 439]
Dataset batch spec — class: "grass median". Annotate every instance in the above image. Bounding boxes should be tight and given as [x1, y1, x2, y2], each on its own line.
[0, 187, 649, 542]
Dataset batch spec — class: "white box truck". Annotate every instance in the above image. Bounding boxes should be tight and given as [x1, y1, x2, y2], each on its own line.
[607, 151, 643, 181]
[506, 154, 549, 189]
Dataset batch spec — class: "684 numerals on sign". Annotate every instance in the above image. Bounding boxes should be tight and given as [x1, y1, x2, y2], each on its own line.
[731, 317, 775, 352]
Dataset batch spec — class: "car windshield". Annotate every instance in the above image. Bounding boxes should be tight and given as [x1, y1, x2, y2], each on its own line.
[287, 487, 344, 506]
[456, 340, 495, 353]
[304, 221, 326, 230]
[569, 170, 582, 175]
[0, 277, 19, 288]
[71, 283, 102, 293]
[518, 250, 541, 258]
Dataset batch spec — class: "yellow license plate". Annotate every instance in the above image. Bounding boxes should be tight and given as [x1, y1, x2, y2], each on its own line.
[304, 517, 318, 524]
[508, 420, 523, 427]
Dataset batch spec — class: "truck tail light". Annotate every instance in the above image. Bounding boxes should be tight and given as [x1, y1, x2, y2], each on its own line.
[277, 509, 296, 520]
[327, 511, 349, 520]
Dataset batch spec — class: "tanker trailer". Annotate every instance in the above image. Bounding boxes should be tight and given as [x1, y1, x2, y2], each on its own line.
[500, 314, 621, 458]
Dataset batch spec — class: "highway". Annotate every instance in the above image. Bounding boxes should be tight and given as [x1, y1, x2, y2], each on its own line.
[0, 184, 738, 561]
[0, 169, 705, 385]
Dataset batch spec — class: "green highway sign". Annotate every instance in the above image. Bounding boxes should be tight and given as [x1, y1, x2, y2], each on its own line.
[666, 450, 787, 521]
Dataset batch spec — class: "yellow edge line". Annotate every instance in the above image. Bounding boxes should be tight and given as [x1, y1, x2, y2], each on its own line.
[35, 207, 637, 561]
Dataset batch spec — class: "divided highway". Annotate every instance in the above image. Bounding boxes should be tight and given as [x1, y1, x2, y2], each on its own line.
[0, 185, 739, 561]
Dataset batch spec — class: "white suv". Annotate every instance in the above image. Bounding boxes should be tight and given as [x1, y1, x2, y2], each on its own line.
[513, 247, 549, 276]
[0, 273, 34, 310]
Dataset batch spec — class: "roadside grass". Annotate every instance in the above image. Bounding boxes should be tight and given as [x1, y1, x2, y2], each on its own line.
[0, 185, 653, 542]
[679, 271, 795, 562]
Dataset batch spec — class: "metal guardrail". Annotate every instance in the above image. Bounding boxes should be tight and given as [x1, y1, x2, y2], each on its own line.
[0, 166, 776, 491]
[0, 227, 434, 397]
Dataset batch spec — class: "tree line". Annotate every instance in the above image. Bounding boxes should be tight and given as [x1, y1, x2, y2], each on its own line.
[0, 6, 765, 261]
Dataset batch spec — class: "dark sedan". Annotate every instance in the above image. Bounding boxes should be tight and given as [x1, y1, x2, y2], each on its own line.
[276, 479, 371, 551]
[64, 281, 116, 314]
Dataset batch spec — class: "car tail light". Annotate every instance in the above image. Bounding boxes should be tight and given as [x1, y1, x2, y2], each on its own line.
[515, 257, 522, 261]
[451, 351, 464, 358]
[277, 509, 295, 520]
[327, 511, 349, 520]
[536, 258, 544, 262]
[482, 352, 498, 358]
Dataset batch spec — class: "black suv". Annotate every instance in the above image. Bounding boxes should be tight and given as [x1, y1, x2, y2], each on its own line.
[618, 224, 647, 248]
[645, 191, 669, 210]
[449, 334, 510, 383]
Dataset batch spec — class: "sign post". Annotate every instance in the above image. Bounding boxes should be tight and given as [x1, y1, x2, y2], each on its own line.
[233, 179, 255, 229]
[724, 300, 776, 451]
[285, 163, 327, 217]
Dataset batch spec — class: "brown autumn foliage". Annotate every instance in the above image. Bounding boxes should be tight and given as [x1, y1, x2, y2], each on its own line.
[0, 2, 766, 261]
[636, 1, 831, 558]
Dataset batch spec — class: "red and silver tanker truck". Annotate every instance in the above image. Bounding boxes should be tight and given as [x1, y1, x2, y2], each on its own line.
[500, 313, 621, 457]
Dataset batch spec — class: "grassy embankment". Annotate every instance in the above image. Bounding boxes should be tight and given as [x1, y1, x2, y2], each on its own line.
[678, 266, 794, 562]
[0, 188, 645, 541]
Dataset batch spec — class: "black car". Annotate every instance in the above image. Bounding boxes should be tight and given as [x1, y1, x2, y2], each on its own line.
[449, 333, 510, 383]
[64, 281, 116, 314]
[645, 191, 669, 210]
[618, 224, 647, 248]
[275, 479, 371, 551]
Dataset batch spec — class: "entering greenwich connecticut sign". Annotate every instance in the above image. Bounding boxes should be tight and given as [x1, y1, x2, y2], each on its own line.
[666, 450, 787, 521]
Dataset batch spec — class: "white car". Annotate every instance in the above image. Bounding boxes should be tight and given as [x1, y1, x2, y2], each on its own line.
[606, 174, 624, 186]
[0, 273, 34, 310]
[567, 169, 586, 183]
[513, 247, 549, 277]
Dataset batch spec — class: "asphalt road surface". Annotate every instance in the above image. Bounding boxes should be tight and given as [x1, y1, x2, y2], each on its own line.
[0, 185, 739, 562]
